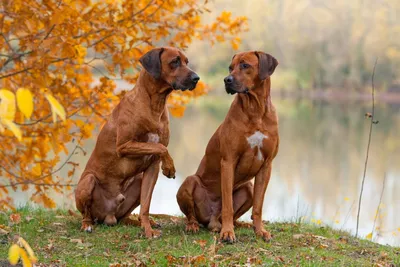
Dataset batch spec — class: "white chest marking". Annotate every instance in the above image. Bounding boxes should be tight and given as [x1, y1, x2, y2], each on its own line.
[147, 133, 160, 143]
[247, 131, 268, 160]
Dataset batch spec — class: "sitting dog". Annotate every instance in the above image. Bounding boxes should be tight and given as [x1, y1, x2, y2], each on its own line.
[75, 47, 200, 238]
[177, 51, 279, 242]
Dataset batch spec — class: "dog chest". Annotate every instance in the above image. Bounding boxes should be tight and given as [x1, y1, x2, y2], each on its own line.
[246, 131, 268, 161]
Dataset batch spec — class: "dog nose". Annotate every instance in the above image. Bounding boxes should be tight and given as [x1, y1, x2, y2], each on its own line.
[191, 73, 200, 83]
[224, 76, 233, 84]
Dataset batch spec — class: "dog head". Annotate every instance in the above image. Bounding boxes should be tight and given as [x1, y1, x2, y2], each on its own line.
[224, 51, 278, 95]
[139, 47, 200, 91]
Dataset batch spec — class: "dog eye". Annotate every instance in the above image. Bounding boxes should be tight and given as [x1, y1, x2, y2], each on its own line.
[170, 58, 181, 68]
[240, 63, 250, 69]
[229, 66, 233, 72]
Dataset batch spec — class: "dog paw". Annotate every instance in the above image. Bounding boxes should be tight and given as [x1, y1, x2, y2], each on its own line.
[185, 221, 200, 233]
[161, 164, 176, 179]
[161, 154, 176, 179]
[144, 228, 162, 239]
[81, 222, 94, 233]
[220, 229, 236, 243]
[255, 229, 272, 242]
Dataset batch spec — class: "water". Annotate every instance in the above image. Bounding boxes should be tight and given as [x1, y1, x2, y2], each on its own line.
[5, 95, 400, 246]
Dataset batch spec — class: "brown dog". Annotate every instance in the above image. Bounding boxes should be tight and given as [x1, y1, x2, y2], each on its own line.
[75, 47, 200, 238]
[176, 51, 278, 243]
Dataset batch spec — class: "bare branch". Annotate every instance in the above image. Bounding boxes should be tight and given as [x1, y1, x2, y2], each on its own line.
[355, 58, 378, 238]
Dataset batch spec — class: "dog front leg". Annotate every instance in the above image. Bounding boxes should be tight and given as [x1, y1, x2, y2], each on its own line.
[252, 162, 272, 241]
[139, 160, 161, 238]
[220, 157, 236, 243]
[116, 141, 175, 178]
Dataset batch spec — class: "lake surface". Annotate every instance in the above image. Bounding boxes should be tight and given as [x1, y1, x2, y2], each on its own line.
[6, 94, 400, 246]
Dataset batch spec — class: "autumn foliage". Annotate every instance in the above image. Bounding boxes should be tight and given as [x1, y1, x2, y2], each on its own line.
[0, 0, 247, 209]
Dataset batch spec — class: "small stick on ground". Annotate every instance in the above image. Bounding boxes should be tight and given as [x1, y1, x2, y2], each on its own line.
[355, 58, 378, 237]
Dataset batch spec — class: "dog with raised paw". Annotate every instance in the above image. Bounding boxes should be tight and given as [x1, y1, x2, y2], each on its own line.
[177, 51, 279, 243]
[75, 47, 200, 238]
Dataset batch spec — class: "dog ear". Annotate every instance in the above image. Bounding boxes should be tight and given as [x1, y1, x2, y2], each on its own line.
[255, 52, 278, 80]
[139, 48, 164, 80]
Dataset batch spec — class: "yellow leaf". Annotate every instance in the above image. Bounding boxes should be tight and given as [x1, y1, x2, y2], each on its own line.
[344, 197, 349, 201]
[16, 88, 34, 119]
[32, 164, 42, 176]
[8, 244, 20, 265]
[0, 89, 16, 121]
[45, 94, 66, 122]
[2, 119, 22, 141]
[19, 247, 31, 267]
[18, 237, 37, 263]
[169, 106, 186, 118]
[366, 232, 373, 240]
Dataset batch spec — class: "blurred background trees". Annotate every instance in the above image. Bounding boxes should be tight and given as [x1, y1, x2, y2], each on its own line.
[188, 0, 400, 93]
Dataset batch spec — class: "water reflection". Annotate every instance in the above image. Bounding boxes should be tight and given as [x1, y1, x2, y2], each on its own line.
[6, 95, 400, 246]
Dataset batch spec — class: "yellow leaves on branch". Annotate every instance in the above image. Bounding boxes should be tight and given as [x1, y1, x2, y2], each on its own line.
[45, 94, 66, 123]
[0, 88, 66, 140]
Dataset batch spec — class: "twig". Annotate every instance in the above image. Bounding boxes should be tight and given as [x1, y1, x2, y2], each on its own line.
[371, 172, 386, 238]
[355, 58, 378, 237]
[341, 200, 355, 231]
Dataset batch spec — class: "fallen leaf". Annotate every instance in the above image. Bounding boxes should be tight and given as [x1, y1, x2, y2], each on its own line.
[25, 216, 33, 222]
[37, 229, 44, 233]
[0, 228, 9, 235]
[193, 239, 207, 249]
[53, 222, 63, 226]
[293, 234, 304, 239]
[10, 213, 21, 224]
[313, 235, 327, 240]
[70, 238, 83, 244]
[366, 232, 373, 240]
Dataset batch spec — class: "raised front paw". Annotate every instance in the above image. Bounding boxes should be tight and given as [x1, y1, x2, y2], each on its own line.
[220, 228, 236, 244]
[161, 156, 176, 179]
[185, 221, 200, 233]
[255, 228, 272, 242]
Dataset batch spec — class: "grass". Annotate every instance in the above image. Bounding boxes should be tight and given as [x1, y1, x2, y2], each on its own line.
[0, 207, 399, 266]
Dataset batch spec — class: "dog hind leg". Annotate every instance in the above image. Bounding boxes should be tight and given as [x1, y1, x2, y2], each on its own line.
[75, 173, 96, 232]
[177, 175, 210, 233]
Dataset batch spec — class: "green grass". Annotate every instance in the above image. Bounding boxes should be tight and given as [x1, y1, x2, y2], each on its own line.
[0, 207, 399, 266]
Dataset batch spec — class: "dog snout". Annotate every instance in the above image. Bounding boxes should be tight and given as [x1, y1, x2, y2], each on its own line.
[224, 76, 233, 85]
[190, 73, 200, 84]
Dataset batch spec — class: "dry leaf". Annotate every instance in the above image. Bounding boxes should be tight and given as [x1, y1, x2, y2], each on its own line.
[70, 239, 83, 244]
[193, 239, 207, 249]
[10, 213, 21, 224]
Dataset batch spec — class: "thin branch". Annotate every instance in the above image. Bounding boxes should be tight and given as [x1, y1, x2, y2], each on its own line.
[0, 135, 85, 188]
[0, 57, 68, 80]
[355, 58, 378, 237]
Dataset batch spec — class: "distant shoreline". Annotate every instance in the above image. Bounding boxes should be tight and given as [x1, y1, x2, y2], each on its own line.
[273, 90, 400, 104]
